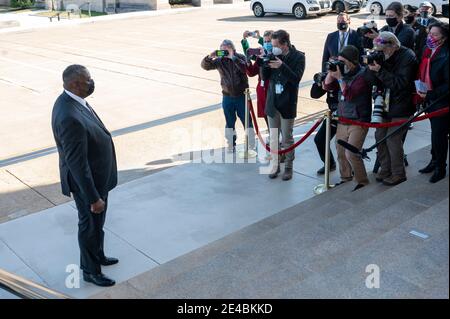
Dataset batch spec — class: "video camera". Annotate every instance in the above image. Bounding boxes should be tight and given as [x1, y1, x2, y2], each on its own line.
[357, 21, 378, 36]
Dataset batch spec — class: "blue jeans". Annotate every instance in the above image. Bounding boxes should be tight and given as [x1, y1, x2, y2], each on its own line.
[222, 95, 255, 147]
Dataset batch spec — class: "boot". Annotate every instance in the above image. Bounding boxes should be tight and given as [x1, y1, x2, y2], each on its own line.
[382, 175, 407, 186]
[268, 165, 281, 179]
[282, 167, 293, 181]
[419, 160, 436, 174]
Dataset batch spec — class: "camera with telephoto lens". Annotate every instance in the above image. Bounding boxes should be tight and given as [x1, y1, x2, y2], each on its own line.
[362, 50, 385, 65]
[325, 60, 345, 72]
[313, 72, 327, 85]
[371, 86, 386, 123]
[357, 21, 378, 36]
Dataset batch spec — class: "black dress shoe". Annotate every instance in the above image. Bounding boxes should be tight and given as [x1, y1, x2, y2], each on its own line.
[352, 184, 366, 192]
[317, 163, 337, 175]
[419, 160, 436, 174]
[430, 168, 446, 183]
[100, 257, 119, 266]
[83, 272, 115, 287]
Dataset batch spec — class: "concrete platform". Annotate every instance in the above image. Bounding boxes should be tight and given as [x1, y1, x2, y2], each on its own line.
[0, 118, 440, 298]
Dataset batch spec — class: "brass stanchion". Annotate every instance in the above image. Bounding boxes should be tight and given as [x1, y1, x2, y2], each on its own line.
[314, 111, 335, 194]
[238, 89, 257, 159]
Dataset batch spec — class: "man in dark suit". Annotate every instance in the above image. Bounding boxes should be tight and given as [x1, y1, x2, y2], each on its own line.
[322, 13, 363, 72]
[316, 12, 362, 175]
[418, 2, 439, 27]
[52, 65, 118, 287]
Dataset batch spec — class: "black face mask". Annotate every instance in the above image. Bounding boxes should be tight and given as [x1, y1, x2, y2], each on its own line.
[404, 16, 415, 24]
[86, 79, 95, 97]
[337, 22, 348, 31]
[386, 17, 399, 28]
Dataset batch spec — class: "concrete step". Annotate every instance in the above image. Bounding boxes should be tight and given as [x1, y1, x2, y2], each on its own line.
[93, 145, 449, 298]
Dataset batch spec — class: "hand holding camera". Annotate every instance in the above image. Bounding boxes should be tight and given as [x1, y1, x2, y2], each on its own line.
[268, 57, 283, 69]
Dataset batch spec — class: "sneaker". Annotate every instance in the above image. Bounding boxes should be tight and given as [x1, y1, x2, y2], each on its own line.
[382, 175, 407, 186]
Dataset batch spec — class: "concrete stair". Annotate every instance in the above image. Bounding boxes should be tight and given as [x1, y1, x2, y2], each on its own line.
[93, 145, 449, 298]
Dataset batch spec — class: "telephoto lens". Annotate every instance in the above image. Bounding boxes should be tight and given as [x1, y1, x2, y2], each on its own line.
[371, 87, 386, 123]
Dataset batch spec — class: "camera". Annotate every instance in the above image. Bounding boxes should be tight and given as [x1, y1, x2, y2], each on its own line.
[357, 21, 378, 36]
[362, 50, 385, 65]
[262, 53, 278, 66]
[371, 86, 386, 123]
[313, 72, 327, 85]
[325, 60, 345, 73]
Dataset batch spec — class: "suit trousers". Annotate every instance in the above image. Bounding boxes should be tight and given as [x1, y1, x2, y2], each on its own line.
[73, 192, 108, 275]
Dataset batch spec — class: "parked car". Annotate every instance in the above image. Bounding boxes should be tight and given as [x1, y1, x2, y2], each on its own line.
[365, 0, 449, 15]
[250, 0, 333, 19]
[332, 0, 363, 13]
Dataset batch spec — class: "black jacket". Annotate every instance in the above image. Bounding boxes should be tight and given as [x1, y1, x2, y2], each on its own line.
[425, 43, 449, 111]
[365, 22, 416, 50]
[322, 29, 363, 72]
[262, 46, 306, 119]
[201, 53, 249, 97]
[373, 46, 418, 118]
[410, 21, 428, 60]
[51, 92, 118, 204]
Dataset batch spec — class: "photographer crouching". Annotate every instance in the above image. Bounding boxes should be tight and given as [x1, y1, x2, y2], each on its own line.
[201, 40, 255, 153]
[367, 32, 418, 186]
[262, 30, 305, 181]
[323, 45, 376, 191]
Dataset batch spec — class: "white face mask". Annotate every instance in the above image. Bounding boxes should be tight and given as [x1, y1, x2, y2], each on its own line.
[272, 47, 283, 56]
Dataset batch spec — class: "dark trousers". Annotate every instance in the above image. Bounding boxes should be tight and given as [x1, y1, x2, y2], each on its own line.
[314, 119, 337, 165]
[430, 114, 450, 170]
[222, 95, 254, 147]
[73, 192, 108, 275]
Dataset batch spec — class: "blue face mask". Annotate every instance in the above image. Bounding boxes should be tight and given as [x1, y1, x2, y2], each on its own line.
[263, 42, 273, 54]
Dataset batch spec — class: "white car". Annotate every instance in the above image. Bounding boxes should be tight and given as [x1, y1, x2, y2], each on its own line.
[365, 0, 449, 15]
[250, 0, 333, 19]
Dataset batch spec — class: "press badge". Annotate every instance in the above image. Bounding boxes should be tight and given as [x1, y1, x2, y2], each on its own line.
[261, 80, 265, 87]
[275, 83, 284, 94]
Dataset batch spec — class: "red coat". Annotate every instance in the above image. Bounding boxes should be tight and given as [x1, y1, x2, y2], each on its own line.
[246, 61, 269, 118]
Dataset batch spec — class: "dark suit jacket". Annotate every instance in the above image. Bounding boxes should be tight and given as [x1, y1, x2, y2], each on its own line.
[322, 29, 363, 71]
[51, 91, 118, 204]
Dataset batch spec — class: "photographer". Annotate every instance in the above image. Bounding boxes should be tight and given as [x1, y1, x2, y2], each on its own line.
[364, 2, 415, 50]
[262, 30, 305, 181]
[315, 12, 362, 175]
[242, 30, 274, 128]
[416, 21, 449, 183]
[368, 32, 418, 186]
[323, 45, 375, 191]
[404, 4, 428, 60]
[201, 40, 255, 153]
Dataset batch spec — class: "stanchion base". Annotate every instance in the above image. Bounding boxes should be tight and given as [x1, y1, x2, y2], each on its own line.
[313, 184, 335, 195]
[237, 150, 258, 159]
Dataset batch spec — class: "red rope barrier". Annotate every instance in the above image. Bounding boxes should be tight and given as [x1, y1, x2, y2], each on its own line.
[248, 97, 324, 155]
[336, 107, 449, 128]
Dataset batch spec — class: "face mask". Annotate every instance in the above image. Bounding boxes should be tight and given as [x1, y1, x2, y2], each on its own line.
[386, 17, 399, 28]
[420, 11, 429, 18]
[272, 47, 283, 56]
[337, 22, 348, 31]
[263, 42, 273, 54]
[404, 16, 415, 24]
[427, 34, 441, 49]
[86, 79, 95, 97]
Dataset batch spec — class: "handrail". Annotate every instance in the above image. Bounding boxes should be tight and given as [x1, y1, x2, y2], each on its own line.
[0, 268, 72, 299]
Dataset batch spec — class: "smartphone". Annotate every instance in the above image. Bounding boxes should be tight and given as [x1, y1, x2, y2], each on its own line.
[247, 48, 261, 56]
[216, 50, 229, 58]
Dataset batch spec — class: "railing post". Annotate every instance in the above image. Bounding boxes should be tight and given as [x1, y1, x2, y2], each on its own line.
[238, 89, 257, 159]
[314, 110, 334, 194]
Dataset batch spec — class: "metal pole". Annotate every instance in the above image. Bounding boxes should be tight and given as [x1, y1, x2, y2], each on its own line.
[238, 89, 257, 159]
[323, 110, 331, 191]
[314, 111, 334, 194]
